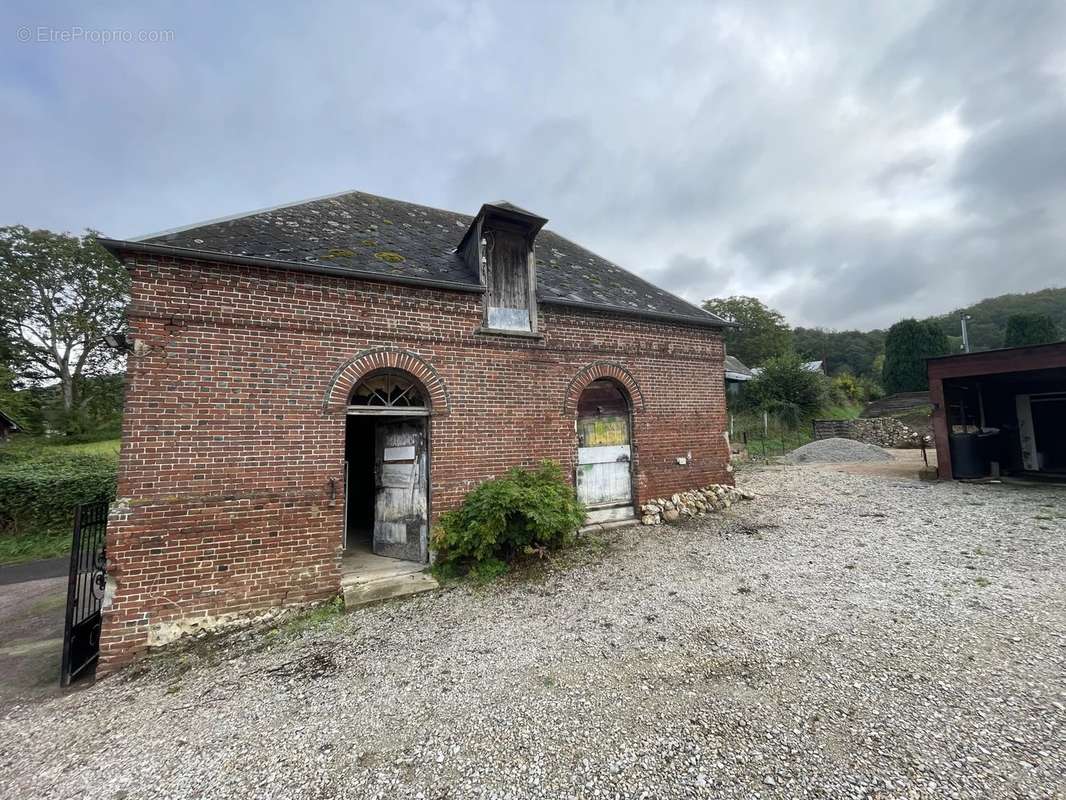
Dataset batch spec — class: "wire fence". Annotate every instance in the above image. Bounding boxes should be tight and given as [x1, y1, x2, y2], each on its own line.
[729, 412, 812, 460]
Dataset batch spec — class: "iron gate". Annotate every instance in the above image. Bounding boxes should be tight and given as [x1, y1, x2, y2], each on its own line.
[61, 499, 110, 686]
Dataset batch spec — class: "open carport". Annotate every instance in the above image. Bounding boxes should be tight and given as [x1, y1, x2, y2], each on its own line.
[928, 342, 1066, 481]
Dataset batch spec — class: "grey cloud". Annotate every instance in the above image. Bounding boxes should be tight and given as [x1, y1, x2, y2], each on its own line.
[874, 156, 936, 194]
[644, 254, 732, 305]
[953, 108, 1066, 210]
[2, 1, 1065, 329]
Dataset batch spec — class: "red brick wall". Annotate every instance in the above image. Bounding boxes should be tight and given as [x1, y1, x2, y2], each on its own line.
[100, 254, 730, 673]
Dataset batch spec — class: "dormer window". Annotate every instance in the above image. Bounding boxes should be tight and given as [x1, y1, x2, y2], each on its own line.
[458, 202, 547, 335]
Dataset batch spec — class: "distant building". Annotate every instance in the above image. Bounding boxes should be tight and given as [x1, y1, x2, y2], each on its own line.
[0, 409, 20, 442]
[723, 354, 754, 397]
[749, 359, 826, 378]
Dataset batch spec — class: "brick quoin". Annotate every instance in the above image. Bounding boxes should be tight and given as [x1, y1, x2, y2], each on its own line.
[99, 254, 731, 674]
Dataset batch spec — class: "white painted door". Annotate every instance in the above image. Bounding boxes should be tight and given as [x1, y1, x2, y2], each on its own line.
[575, 380, 632, 508]
[373, 421, 427, 561]
[577, 442, 632, 506]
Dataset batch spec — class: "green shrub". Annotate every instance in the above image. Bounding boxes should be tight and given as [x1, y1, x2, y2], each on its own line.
[431, 460, 585, 578]
[0, 449, 117, 537]
[744, 354, 829, 428]
[828, 371, 863, 404]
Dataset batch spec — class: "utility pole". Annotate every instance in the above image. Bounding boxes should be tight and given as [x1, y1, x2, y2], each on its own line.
[960, 314, 973, 353]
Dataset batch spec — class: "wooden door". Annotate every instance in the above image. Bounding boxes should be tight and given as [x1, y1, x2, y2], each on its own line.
[1016, 395, 1038, 471]
[576, 380, 632, 508]
[373, 420, 427, 561]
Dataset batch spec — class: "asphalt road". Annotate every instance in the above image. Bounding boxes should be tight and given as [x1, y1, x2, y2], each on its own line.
[0, 557, 69, 587]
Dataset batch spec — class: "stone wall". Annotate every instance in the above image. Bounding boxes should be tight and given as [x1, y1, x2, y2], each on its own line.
[812, 417, 930, 449]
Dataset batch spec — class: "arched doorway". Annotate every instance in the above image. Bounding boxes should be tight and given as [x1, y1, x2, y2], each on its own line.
[576, 379, 635, 522]
[345, 370, 429, 562]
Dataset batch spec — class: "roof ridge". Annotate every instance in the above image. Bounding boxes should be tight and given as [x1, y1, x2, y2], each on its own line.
[133, 188, 476, 242]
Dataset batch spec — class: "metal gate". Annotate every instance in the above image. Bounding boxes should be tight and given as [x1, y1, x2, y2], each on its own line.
[61, 499, 109, 686]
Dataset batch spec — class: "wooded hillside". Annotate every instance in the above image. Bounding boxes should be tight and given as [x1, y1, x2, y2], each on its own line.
[926, 287, 1066, 352]
[793, 287, 1066, 378]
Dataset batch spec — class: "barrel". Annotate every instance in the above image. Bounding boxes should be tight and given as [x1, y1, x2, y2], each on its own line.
[948, 432, 985, 478]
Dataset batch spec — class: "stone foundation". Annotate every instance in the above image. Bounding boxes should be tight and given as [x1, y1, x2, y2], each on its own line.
[640, 483, 753, 525]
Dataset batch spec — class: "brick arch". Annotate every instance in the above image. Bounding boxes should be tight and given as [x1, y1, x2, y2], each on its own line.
[563, 361, 646, 415]
[323, 347, 450, 414]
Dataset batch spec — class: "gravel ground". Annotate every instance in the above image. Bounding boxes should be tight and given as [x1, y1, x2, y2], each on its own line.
[787, 437, 894, 464]
[1, 462, 1064, 799]
[0, 575, 67, 704]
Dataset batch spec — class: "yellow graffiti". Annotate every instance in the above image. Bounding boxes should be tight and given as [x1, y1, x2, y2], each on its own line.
[578, 416, 628, 447]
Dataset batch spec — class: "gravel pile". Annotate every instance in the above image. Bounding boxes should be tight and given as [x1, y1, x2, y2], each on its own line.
[787, 436, 894, 463]
[1, 465, 1063, 799]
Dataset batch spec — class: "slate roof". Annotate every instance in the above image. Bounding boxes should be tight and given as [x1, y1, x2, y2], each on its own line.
[750, 360, 825, 378]
[105, 189, 726, 328]
[0, 408, 20, 432]
[724, 354, 753, 381]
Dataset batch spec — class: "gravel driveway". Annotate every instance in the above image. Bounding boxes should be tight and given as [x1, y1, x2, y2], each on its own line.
[0, 574, 67, 705]
[1, 461, 1063, 799]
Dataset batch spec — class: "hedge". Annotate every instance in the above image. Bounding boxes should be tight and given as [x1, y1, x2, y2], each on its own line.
[0, 449, 117, 536]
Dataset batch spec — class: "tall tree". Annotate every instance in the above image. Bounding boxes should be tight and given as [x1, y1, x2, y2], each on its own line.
[0, 226, 128, 426]
[792, 326, 886, 379]
[1003, 312, 1060, 348]
[881, 319, 950, 394]
[702, 295, 791, 367]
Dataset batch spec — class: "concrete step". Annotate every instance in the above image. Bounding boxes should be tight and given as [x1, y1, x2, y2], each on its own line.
[580, 517, 640, 535]
[342, 569, 439, 609]
[584, 505, 637, 525]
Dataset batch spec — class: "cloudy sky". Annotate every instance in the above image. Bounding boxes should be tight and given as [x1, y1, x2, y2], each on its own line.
[3, 1, 1065, 329]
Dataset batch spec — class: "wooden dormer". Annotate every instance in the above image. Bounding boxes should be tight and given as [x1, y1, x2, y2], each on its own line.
[458, 202, 547, 334]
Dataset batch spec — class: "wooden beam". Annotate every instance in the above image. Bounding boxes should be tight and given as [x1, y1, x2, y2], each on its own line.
[346, 407, 431, 417]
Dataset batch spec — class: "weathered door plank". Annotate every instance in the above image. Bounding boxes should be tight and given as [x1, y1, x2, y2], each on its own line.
[373, 421, 427, 561]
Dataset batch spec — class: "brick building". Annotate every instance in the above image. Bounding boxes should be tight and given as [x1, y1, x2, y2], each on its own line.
[99, 190, 731, 673]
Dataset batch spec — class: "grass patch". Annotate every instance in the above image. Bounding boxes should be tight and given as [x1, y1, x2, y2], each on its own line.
[820, 402, 865, 420]
[973, 576, 993, 588]
[5, 435, 121, 461]
[41, 437, 121, 460]
[0, 529, 70, 564]
[275, 596, 345, 637]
